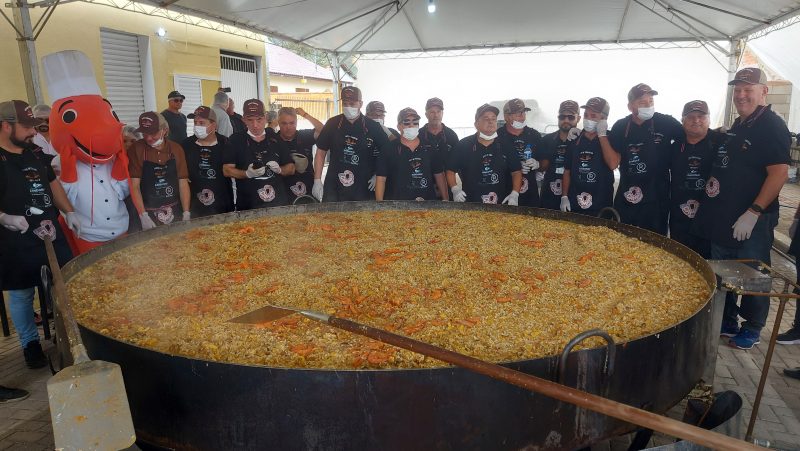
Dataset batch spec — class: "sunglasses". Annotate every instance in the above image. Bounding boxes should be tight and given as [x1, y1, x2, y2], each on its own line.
[558, 115, 576, 121]
[402, 121, 420, 126]
[171, 99, 184, 103]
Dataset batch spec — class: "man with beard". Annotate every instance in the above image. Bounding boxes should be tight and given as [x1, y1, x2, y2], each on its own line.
[419, 97, 459, 199]
[497, 98, 545, 207]
[273, 106, 323, 204]
[540, 101, 579, 210]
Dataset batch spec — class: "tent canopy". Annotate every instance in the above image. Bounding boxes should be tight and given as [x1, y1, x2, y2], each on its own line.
[154, 0, 800, 54]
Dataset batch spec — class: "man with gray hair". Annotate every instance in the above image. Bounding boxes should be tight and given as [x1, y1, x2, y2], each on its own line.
[212, 91, 234, 137]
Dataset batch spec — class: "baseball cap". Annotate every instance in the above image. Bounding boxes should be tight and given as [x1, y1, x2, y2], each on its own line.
[366, 101, 386, 115]
[475, 103, 500, 121]
[341, 86, 362, 102]
[503, 98, 531, 115]
[0, 100, 43, 126]
[135, 111, 163, 134]
[168, 90, 186, 100]
[425, 97, 444, 110]
[242, 99, 266, 118]
[581, 97, 610, 116]
[728, 67, 767, 85]
[187, 106, 217, 122]
[397, 107, 420, 124]
[682, 100, 709, 117]
[32, 104, 51, 119]
[627, 83, 659, 102]
[558, 100, 580, 115]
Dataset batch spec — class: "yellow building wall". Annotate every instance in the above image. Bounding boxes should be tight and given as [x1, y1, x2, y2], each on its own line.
[0, 2, 267, 111]
[271, 75, 333, 94]
[201, 79, 222, 108]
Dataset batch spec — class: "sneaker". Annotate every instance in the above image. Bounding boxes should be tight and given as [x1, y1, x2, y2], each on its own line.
[23, 341, 47, 369]
[720, 322, 740, 338]
[0, 385, 29, 403]
[776, 328, 800, 345]
[784, 367, 800, 380]
[729, 329, 761, 350]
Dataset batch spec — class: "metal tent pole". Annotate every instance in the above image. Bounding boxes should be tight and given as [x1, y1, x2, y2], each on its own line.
[722, 39, 742, 127]
[328, 51, 342, 116]
[11, 0, 43, 104]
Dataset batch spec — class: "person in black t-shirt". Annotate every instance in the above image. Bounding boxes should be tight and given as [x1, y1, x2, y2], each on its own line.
[365, 100, 399, 139]
[693, 68, 791, 350]
[607, 83, 683, 235]
[667, 100, 719, 258]
[182, 106, 234, 217]
[227, 98, 246, 136]
[420, 97, 459, 200]
[497, 98, 546, 207]
[447, 104, 522, 205]
[312, 87, 389, 202]
[273, 106, 323, 204]
[376, 107, 447, 201]
[161, 91, 187, 143]
[223, 99, 295, 210]
[540, 100, 580, 210]
[560, 97, 616, 217]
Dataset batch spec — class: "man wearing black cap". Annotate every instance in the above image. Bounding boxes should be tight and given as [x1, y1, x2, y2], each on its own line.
[366, 100, 399, 139]
[312, 87, 389, 202]
[223, 99, 295, 210]
[273, 106, 324, 204]
[668, 100, 721, 258]
[560, 98, 616, 217]
[0, 99, 77, 368]
[162, 90, 187, 142]
[419, 97, 458, 199]
[447, 104, 522, 205]
[182, 106, 234, 217]
[375, 107, 447, 201]
[694, 67, 791, 350]
[540, 101, 580, 210]
[497, 98, 546, 207]
[608, 83, 682, 234]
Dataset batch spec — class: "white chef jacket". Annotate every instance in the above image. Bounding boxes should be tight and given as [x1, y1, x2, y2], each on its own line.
[60, 160, 130, 242]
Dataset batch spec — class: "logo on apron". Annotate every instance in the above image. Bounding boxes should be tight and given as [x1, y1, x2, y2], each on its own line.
[623, 186, 643, 204]
[258, 184, 276, 202]
[680, 200, 700, 218]
[577, 192, 593, 209]
[156, 206, 174, 224]
[481, 192, 498, 204]
[290, 182, 307, 197]
[197, 189, 215, 206]
[338, 170, 355, 187]
[33, 220, 56, 241]
[549, 179, 562, 195]
[705, 177, 720, 198]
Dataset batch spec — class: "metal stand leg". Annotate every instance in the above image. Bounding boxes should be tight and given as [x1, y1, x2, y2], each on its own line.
[0, 291, 10, 337]
[702, 282, 728, 388]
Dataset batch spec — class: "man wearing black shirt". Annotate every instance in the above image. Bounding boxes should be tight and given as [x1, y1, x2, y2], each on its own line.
[420, 97, 459, 199]
[497, 98, 546, 207]
[694, 68, 791, 350]
[312, 87, 389, 202]
[273, 107, 323, 204]
[183, 106, 234, 217]
[540, 101, 580, 210]
[162, 91, 187, 142]
[365, 100, 398, 139]
[668, 100, 719, 258]
[447, 104, 522, 205]
[227, 98, 246, 136]
[376, 108, 447, 201]
[608, 83, 683, 234]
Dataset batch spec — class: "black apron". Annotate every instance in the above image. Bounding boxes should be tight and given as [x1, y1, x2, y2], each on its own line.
[498, 127, 541, 207]
[0, 149, 72, 290]
[188, 141, 233, 217]
[237, 136, 288, 210]
[614, 118, 661, 207]
[141, 150, 180, 226]
[461, 137, 512, 204]
[322, 116, 376, 202]
[540, 135, 568, 210]
[277, 132, 315, 204]
[567, 134, 613, 214]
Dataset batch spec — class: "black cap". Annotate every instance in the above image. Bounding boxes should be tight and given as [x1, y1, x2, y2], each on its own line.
[168, 90, 186, 100]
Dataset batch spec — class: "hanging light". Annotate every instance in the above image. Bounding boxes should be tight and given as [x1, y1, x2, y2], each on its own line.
[155, 27, 166, 37]
[427, 0, 436, 13]
[300, 76, 307, 84]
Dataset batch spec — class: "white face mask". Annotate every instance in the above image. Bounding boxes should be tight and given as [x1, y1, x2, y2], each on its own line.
[151, 137, 164, 147]
[247, 129, 265, 139]
[402, 127, 419, 140]
[479, 131, 498, 140]
[374, 118, 384, 125]
[637, 106, 655, 121]
[511, 121, 526, 130]
[194, 125, 209, 139]
[583, 119, 598, 132]
[343, 107, 360, 120]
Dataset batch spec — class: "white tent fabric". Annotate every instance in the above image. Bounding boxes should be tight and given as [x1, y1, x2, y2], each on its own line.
[748, 23, 800, 131]
[155, 0, 800, 54]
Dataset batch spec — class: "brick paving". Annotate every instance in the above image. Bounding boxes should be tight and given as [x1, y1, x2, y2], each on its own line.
[1, 185, 800, 449]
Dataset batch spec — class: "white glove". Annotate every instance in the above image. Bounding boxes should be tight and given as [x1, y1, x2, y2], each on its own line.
[560, 196, 571, 212]
[51, 155, 61, 177]
[451, 186, 467, 202]
[521, 158, 539, 174]
[65, 212, 81, 237]
[0, 213, 29, 233]
[732, 210, 759, 241]
[139, 212, 156, 231]
[245, 164, 266, 178]
[266, 161, 281, 174]
[312, 179, 324, 201]
[790, 218, 798, 237]
[182, 211, 191, 221]
[536, 171, 545, 182]
[502, 190, 519, 206]
[567, 127, 581, 141]
[368, 175, 377, 191]
[597, 120, 609, 137]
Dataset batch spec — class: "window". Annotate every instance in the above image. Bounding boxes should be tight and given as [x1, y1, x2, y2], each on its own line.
[270, 85, 279, 93]
[295, 88, 310, 93]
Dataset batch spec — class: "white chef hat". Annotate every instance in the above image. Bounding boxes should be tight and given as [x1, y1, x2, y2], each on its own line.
[42, 50, 102, 101]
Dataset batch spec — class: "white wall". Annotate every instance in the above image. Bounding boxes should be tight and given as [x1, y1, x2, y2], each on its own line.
[356, 46, 730, 138]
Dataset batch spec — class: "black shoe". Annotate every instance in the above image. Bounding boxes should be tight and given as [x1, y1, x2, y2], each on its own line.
[0, 385, 29, 403]
[784, 367, 800, 380]
[23, 341, 47, 369]
[777, 328, 800, 345]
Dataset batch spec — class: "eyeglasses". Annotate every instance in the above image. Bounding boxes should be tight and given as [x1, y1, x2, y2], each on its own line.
[558, 115, 576, 121]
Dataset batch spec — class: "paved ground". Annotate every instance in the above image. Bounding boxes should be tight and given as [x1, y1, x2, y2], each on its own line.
[2, 185, 800, 450]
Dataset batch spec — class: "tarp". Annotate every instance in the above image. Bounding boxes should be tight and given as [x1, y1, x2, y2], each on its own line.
[749, 23, 800, 131]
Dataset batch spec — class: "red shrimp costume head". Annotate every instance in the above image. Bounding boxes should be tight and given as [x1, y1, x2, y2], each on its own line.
[42, 50, 128, 184]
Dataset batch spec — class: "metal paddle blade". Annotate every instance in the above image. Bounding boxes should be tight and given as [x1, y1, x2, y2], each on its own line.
[47, 360, 136, 450]
[229, 304, 298, 324]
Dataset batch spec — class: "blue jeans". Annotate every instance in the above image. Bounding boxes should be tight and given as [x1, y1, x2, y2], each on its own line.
[712, 211, 777, 333]
[7, 287, 39, 347]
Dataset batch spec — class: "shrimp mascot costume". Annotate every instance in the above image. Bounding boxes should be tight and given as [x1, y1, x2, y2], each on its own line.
[42, 50, 130, 254]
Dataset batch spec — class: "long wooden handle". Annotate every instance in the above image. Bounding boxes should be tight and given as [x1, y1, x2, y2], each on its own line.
[44, 238, 89, 363]
[326, 315, 760, 450]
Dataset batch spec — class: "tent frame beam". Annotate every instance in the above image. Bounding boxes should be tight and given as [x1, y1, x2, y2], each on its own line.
[302, 0, 397, 42]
